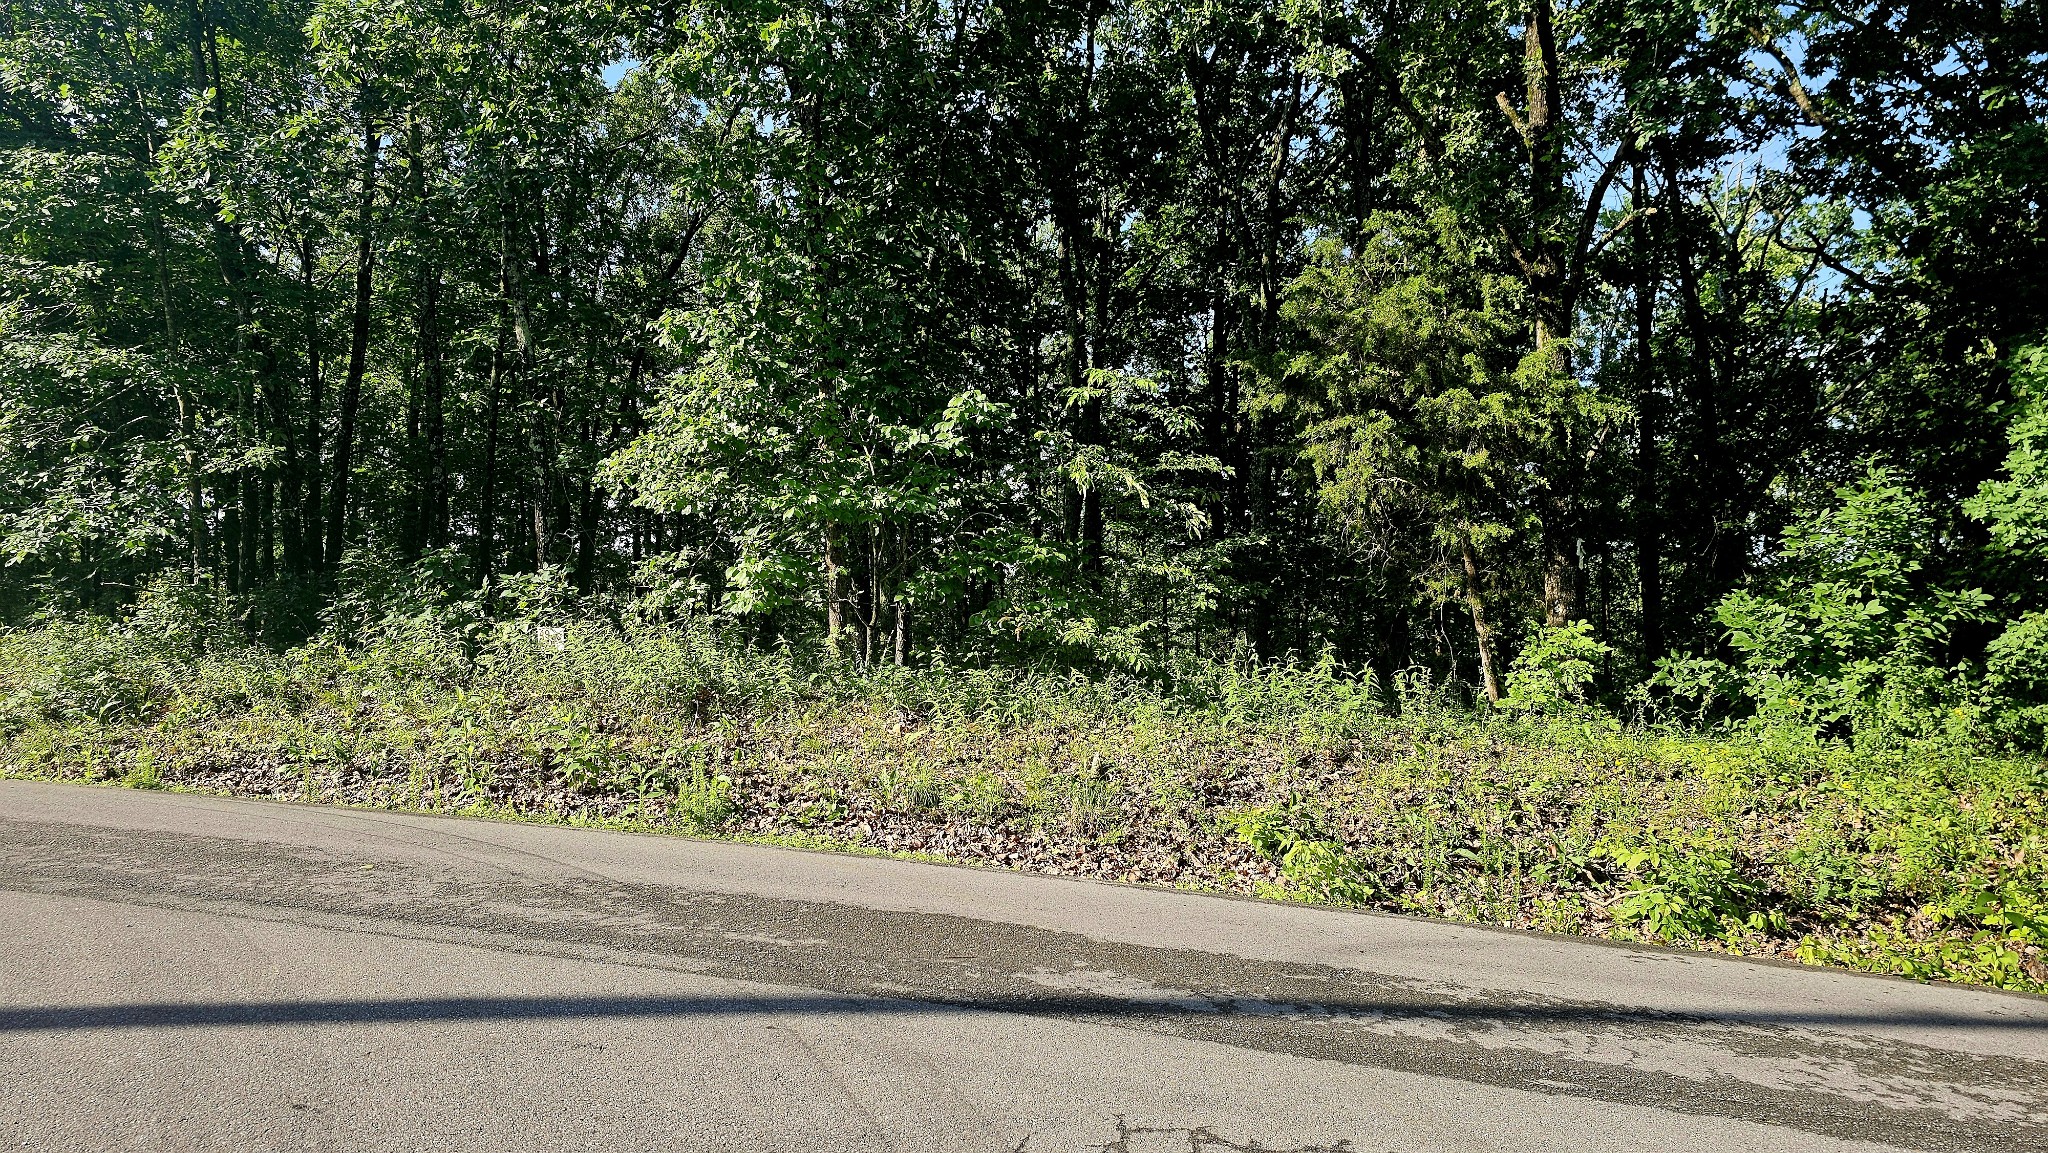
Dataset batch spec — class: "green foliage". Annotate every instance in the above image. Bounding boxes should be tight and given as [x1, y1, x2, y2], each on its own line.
[1659, 467, 1989, 742]
[1596, 836, 1772, 943]
[1966, 346, 2048, 747]
[1502, 621, 1611, 713]
[1233, 804, 1378, 905]
[4, 598, 2046, 992]
[1984, 613, 2048, 747]
[1, 0, 2040, 701]
[1966, 346, 2048, 556]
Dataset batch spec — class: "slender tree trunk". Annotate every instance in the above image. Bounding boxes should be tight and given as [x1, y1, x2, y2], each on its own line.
[1059, 227, 1088, 552]
[405, 118, 450, 553]
[177, 389, 203, 582]
[326, 94, 380, 568]
[403, 351, 422, 555]
[1506, 0, 1583, 627]
[824, 528, 848, 650]
[1055, 12, 1105, 579]
[298, 233, 324, 574]
[195, 3, 262, 596]
[522, 229, 555, 573]
[121, 10, 197, 583]
[476, 167, 521, 586]
[1079, 199, 1109, 577]
[224, 461, 241, 592]
[575, 438, 597, 592]
[476, 327, 505, 584]
[419, 268, 448, 547]
[1656, 145, 1738, 589]
[1460, 535, 1503, 703]
[1631, 160, 1664, 665]
[854, 536, 875, 667]
[1256, 68, 1303, 343]
[893, 598, 908, 667]
[147, 193, 201, 581]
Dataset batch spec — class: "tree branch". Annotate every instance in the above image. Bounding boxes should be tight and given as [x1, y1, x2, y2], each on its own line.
[1585, 208, 1647, 263]
[1566, 142, 1634, 293]
[1333, 32, 1445, 163]
[1776, 235, 1883, 295]
[1749, 30, 1828, 127]
[1495, 91, 1531, 149]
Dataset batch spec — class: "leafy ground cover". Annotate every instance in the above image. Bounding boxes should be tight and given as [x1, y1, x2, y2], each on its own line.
[4, 604, 2043, 995]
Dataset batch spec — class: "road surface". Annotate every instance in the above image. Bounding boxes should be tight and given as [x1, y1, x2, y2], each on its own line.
[2, 778, 2044, 1152]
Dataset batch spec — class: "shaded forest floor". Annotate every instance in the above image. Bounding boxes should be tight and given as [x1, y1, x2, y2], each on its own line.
[4, 614, 2044, 993]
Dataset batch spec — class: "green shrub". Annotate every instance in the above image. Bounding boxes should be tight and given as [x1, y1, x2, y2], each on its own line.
[1502, 621, 1610, 713]
[1657, 466, 1987, 743]
[1233, 803, 1378, 904]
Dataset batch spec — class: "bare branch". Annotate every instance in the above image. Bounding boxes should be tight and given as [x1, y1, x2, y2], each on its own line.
[1749, 30, 1828, 127]
[1566, 142, 1634, 291]
[1585, 207, 1649, 263]
[1777, 235, 1883, 295]
[1495, 92, 1531, 149]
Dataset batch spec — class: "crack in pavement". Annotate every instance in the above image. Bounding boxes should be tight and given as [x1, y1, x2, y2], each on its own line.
[1057, 1116, 1366, 1152]
[2, 817, 2043, 1153]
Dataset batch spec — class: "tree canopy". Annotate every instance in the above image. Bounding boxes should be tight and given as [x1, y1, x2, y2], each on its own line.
[4, 0, 2044, 733]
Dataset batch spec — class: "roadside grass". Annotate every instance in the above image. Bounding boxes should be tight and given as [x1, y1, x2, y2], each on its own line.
[3, 613, 2043, 993]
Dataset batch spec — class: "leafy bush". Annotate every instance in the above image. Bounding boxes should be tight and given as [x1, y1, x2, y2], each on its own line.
[1233, 804, 1378, 904]
[1501, 620, 1610, 713]
[1657, 466, 1986, 742]
[1966, 344, 2048, 749]
[1596, 835, 1774, 943]
[1984, 613, 2048, 746]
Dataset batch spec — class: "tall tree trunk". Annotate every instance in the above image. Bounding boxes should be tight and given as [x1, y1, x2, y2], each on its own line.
[298, 232, 324, 573]
[419, 268, 448, 548]
[476, 327, 505, 584]
[1504, 0, 1587, 627]
[326, 93, 380, 569]
[1515, 0, 1568, 351]
[1460, 535, 1502, 703]
[1631, 159, 1664, 665]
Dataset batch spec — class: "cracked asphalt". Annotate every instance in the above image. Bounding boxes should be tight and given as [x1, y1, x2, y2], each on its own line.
[2, 779, 2044, 1152]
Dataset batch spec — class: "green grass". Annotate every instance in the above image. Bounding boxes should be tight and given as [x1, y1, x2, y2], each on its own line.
[3, 611, 2043, 992]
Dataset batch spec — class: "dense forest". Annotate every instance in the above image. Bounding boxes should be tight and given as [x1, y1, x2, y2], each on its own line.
[4, 0, 2046, 739]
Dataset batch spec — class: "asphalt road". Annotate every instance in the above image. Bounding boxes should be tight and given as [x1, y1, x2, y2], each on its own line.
[2, 780, 2044, 1152]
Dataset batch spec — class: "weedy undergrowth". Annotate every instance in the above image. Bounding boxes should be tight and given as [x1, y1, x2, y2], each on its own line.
[2, 606, 2042, 992]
